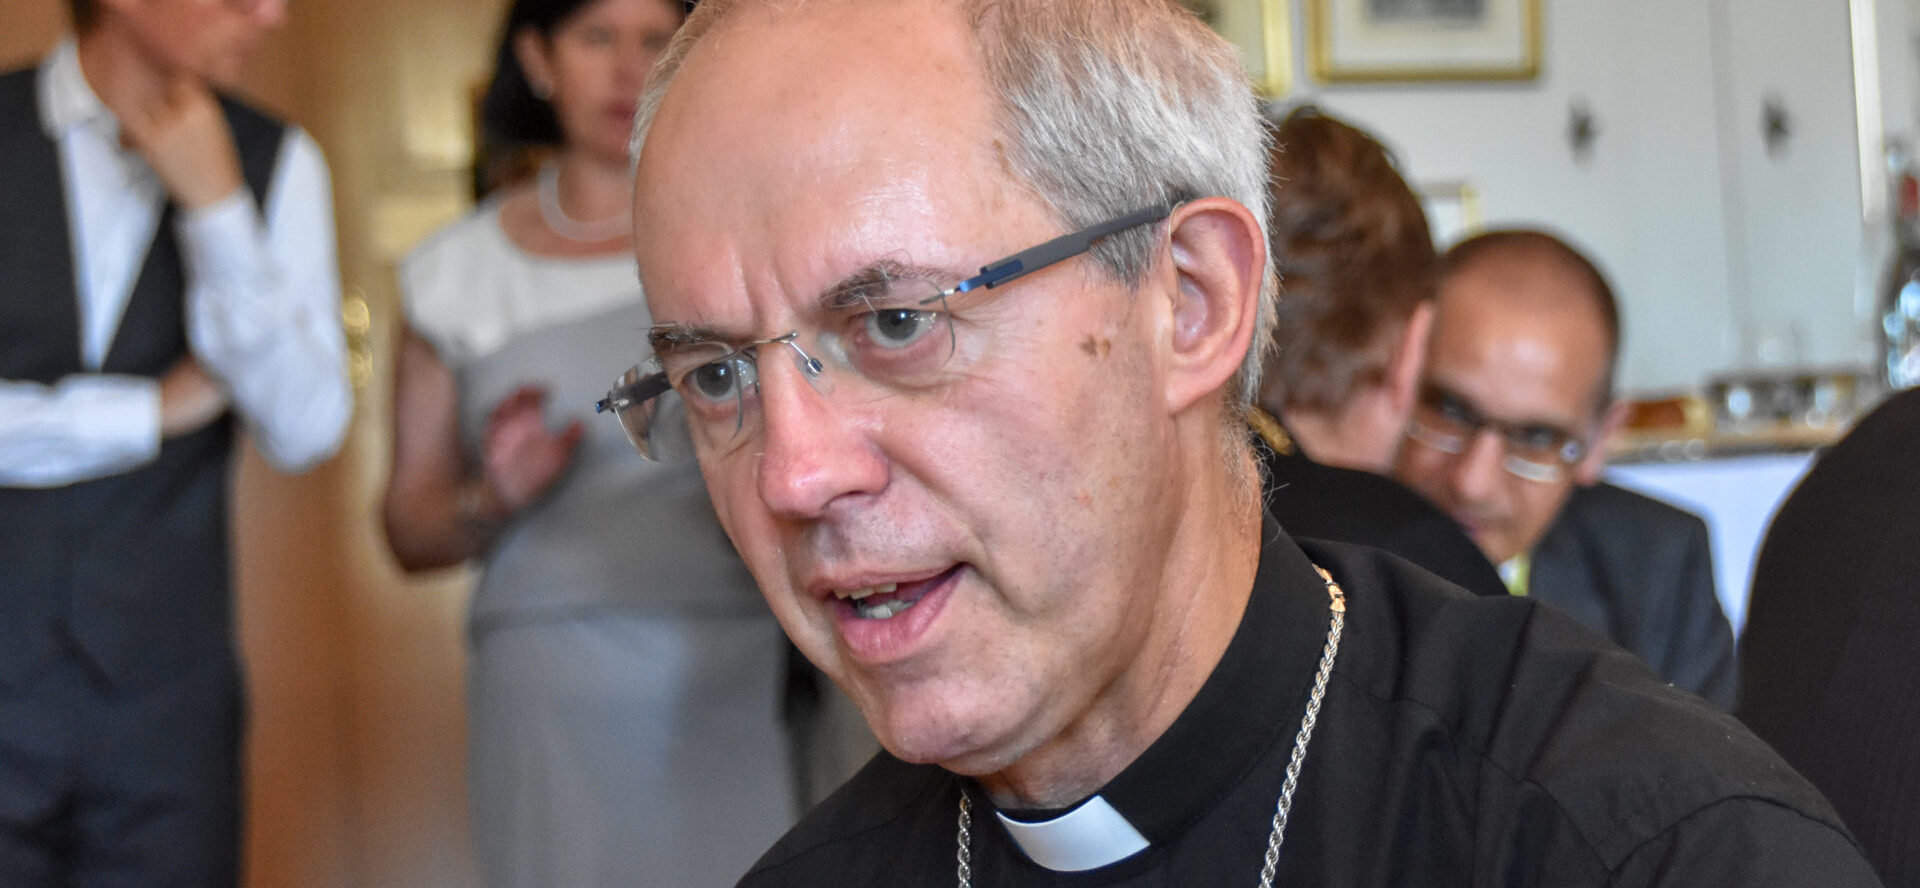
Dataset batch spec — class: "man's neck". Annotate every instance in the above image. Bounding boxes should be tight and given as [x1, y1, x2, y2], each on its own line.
[975, 440, 1264, 810]
[1279, 396, 1397, 474]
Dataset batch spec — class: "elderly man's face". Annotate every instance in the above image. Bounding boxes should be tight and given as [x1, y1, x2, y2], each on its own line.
[1391, 259, 1614, 566]
[632, 1, 1187, 775]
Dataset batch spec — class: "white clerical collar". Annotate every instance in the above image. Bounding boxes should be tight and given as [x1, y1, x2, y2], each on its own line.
[995, 795, 1150, 872]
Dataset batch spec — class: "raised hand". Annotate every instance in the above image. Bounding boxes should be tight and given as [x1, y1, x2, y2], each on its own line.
[478, 385, 587, 517]
[116, 74, 244, 211]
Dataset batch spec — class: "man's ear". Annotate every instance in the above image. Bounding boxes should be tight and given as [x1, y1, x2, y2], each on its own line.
[1383, 300, 1435, 416]
[1573, 399, 1629, 486]
[1161, 197, 1266, 415]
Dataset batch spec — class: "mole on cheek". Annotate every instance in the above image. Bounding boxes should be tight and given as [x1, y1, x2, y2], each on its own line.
[1078, 336, 1112, 358]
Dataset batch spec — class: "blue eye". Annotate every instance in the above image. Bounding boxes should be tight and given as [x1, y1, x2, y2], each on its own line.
[686, 357, 742, 402]
[864, 308, 941, 349]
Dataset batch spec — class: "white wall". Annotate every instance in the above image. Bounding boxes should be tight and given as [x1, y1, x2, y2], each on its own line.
[1272, 0, 1908, 394]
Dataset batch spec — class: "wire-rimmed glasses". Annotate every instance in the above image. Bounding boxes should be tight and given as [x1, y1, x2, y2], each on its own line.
[1403, 383, 1589, 483]
[597, 203, 1174, 461]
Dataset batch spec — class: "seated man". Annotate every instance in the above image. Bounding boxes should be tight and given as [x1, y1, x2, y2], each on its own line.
[1256, 105, 1504, 598]
[1392, 230, 1737, 708]
[609, 0, 1872, 883]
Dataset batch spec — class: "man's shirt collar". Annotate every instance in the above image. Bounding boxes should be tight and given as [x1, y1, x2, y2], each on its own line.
[993, 796, 1150, 872]
[39, 37, 119, 143]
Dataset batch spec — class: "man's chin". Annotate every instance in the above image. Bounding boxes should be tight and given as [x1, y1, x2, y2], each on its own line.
[191, 52, 256, 92]
[199, 66, 246, 92]
[1457, 522, 1513, 565]
[863, 696, 1032, 776]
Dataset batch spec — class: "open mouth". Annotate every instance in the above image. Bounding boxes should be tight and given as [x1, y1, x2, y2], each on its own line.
[833, 566, 959, 621]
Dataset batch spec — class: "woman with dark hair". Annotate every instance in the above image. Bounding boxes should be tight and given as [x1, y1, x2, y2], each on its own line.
[382, 1, 799, 885]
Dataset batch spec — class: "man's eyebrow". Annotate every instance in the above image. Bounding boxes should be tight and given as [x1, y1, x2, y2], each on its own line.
[646, 259, 954, 356]
[821, 259, 948, 311]
[1420, 380, 1472, 409]
[1515, 421, 1578, 440]
[648, 323, 733, 359]
[1424, 381, 1577, 434]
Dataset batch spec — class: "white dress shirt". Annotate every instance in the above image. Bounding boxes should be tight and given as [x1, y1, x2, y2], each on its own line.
[0, 40, 351, 487]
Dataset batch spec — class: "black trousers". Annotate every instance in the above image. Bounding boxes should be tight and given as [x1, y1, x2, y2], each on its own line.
[0, 639, 242, 888]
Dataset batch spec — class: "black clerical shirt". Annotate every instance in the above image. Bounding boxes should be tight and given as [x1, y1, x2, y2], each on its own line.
[1259, 441, 1508, 599]
[737, 518, 1880, 887]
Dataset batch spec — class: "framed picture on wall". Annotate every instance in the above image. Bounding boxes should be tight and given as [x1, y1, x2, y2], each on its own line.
[1308, 0, 1540, 83]
[1184, 0, 1295, 97]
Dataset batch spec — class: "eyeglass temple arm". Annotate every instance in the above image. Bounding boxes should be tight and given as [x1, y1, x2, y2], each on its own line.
[949, 203, 1173, 294]
[594, 372, 672, 414]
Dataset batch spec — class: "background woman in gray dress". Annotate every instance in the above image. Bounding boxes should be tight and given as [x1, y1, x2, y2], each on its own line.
[381, 0, 800, 884]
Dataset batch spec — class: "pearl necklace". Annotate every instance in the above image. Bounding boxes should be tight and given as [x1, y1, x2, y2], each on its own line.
[957, 565, 1347, 888]
[535, 160, 629, 242]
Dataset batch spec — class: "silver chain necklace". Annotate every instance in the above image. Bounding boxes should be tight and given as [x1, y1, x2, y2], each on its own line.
[957, 565, 1347, 888]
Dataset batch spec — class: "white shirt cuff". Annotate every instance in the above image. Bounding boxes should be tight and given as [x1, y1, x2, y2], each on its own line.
[0, 374, 162, 488]
[176, 189, 267, 297]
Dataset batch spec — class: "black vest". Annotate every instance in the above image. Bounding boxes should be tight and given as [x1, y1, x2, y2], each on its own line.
[0, 65, 286, 690]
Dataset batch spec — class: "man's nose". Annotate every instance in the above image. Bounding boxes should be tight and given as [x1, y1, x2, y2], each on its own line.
[752, 357, 888, 520]
[1448, 427, 1508, 503]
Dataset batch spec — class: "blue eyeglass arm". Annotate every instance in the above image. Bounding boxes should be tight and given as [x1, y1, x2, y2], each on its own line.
[949, 203, 1173, 294]
[595, 371, 672, 413]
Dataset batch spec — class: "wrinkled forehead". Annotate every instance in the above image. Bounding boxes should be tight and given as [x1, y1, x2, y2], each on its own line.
[630, 0, 1041, 334]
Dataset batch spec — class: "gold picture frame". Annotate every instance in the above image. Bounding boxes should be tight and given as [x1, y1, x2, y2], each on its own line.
[1188, 0, 1295, 97]
[1309, 0, 1540, 83]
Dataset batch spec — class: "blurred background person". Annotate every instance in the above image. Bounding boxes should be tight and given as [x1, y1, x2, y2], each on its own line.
[1738, 386, 1920, 888]
[1255, 105, 1504, 598]
[380, 0, 799, 885]
[0, 0, 350, 884]
[1392, 230, 1737, 708]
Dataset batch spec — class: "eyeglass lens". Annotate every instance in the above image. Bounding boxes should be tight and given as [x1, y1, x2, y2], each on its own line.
[1408, 387, 1584, 482]
[600, 203, 1173, 461]
[599, 278, 958, 461]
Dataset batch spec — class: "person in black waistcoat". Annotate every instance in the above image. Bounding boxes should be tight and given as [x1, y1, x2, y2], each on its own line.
[1738, 386, 1920, 887]
[0, 1, 349, 885]
[1254, 105, 1504, 598]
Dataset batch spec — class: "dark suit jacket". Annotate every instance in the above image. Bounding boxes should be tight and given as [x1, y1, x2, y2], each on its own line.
[1256, 429, 1507, 599]
[1529, 482, 1737, 709]
[1738, 387, 1920, 888]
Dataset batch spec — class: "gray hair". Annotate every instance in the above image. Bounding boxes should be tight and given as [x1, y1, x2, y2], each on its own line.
[631, 0, 1276, 409]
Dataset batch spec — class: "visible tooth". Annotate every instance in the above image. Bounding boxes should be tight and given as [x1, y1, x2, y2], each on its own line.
[853, 597, 916, 620]
[838, 583, 897, 601]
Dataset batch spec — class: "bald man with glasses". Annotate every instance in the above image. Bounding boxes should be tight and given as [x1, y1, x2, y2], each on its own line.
[1392, 229, 1736, 708]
